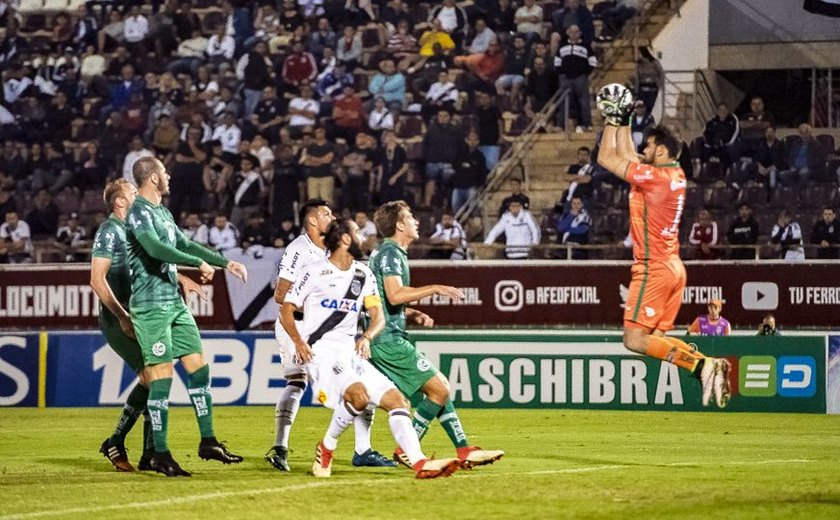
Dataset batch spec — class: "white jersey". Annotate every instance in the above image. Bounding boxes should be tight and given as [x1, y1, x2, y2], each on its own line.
[285, 259, 380, 346]
[277, 233, 328, 284]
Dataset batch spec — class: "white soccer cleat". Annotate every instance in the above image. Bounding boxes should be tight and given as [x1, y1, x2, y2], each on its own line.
[457, 446, 505, 469]
[700, 358, 716, 407]
[713, 358, 732, 409]
[311, 441, 333, 478]
[413, 458, 461, 479]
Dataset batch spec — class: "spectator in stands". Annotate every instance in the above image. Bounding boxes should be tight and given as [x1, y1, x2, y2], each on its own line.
[451, 131, 488, 213]
[122, 135, 154, 185]
[633, 46, 664, 112]
[551, 0, 595, 49]
[726, 202, 760, 260]
[301, 126, 336, 203]
[431, 0, 469, 46]
[368, 58, 406, 112]
[524, 56, 556, 122]
[269, 145, 301, 224]
[287, 84, 320, 135]
[209, 214, 239, 253]
[496, 34, 528, 110]
[231, 154, 266, 230]
[340, 132, 376, 213]
[55, 212, 89, 262]
[274, 218, 300, 248]
[454, 39, 505, 96]
[561, 146, 594, 204]
[555, 195, 592, 259]
[168, 29, 208, 76]
[46, 92, 75, 145]
[37, 144, 74, 195]
[422, 109, 461, 207]
[282, 41, 318, 92]
[373, 129, 408, 205]
[206, 25, 236, 73]
[0, 211, 33, 263]
[76, 140, 108, 191]
[247, 2, 284, 51]
[252, 85, 287, 144]
[367, 96, 396, 137]
[238, 40, 276, 117]
[72, 5, 99, 52]
[738, 125, 786, 192]
[25, 189, 59, 239]
[515, 0, 543, 44]
[212, 111, 243, 157]
[779, 123, 827, 189]
[170, 126, 206, 222]
[700, 102, 739, 179]
[424, 71, 458, 122]
[388, 19, 420, 71]
[484, 200, 541, 259]
[355, 210, 378, 245]
[174, 1, 203, 44]
[307, 17, 337, 60]
[630, 100, 655, 151]
[554, 25, 596, 132]
[499, 178, 530, 216]
[770, 209, 804, 262]
[687, 299, 731, 336]
[410, 41, 454, 96]
[418, 19, 457, 59]
[811, 206, 840, 259]
[240, 213, 272, 253]
[317, 61, 354, 101]
[182, 212, 209, 245]
[0, 189, 15, 217]
[153, 114, 180, 154]
[123, 4, 150, 59]
[466, 17, 496, 55]
[203, 140, 234, 213]
[596, 0, 639, 42]
[429, 211, 469, 260]
[737, 95, 774, 160]
[103, 64, 144, 122]
[336, 26, 363, 71]
[491, 0, 518, 34]
[757, 313, 779, 336]
[250, 135, 276, 178]
[688, 207, 721, 260]
[331, 84, 364, 144]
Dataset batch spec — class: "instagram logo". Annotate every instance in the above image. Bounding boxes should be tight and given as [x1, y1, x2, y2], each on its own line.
[494, 280, 524, 312]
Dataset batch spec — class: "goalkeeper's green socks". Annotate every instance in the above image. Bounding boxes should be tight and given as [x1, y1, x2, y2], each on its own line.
[187, 365, 215, 439]
[109, 382, 148, 445]
[438, 401, 469, 448]
[147, 377, 172, 452]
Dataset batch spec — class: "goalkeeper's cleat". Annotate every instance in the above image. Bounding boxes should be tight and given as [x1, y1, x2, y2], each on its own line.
[311, 441, 333, 478]
[265, 445, 290, 472]
[413, 458, 461, 479]
[198, 438, 244, 464]
[700, 358, 716, 407]
[456, 446, 505, 469]
[393, 447, 412, 469]
[137, 453, 153, 471]
[713, 358, 733, 408]
[352, 449, 398, 467]
[149, 451, 192, 477]
[100, 438, 135, 472]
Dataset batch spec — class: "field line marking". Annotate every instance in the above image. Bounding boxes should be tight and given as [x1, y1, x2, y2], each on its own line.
[0, 460, 816, 519]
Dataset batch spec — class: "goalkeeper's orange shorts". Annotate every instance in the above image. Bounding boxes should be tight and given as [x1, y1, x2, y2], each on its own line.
[623, 256, 686, 333]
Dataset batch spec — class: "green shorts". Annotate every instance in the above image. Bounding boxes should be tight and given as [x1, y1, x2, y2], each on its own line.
[132, 302, 202, 366]
[99, 313, 144, 374]
[370, 336, 439, 400]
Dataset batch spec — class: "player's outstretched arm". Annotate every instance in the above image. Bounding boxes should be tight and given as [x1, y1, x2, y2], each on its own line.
[90, 257, 135, 339]
[406, 308, 434, 327]
[176, 230, 248, 283]
[382, 275, 465, 306]
[177, 273, 207, 302]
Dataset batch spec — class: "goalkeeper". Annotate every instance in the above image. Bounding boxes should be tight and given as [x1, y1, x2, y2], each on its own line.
[126, 157, 248, 477]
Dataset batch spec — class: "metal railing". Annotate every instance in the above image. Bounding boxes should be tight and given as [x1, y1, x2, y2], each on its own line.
[454, 88, 570, 224]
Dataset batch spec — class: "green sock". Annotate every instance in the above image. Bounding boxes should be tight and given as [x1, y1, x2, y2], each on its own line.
[187, 365, 214, 438]
[141, 409, 155, 456]
[413, 398, 444, 441]
[438, 401, 468, 448]
[110, 382, 148, 445]
[147, 377, 172, 453]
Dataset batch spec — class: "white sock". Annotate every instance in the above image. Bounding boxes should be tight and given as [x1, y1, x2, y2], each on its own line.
[388, 408, 425, 466]
[353, 404, 375, 455]
[324, 401, 361, 451]
[274, 382, 306, 448]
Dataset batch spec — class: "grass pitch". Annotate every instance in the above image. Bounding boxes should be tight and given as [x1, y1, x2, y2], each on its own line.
[1, 407, 839, 519]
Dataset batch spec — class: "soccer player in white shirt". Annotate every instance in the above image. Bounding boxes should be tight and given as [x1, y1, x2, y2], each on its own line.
[281, 218, 460, 479]
[265, 200, 394, 472]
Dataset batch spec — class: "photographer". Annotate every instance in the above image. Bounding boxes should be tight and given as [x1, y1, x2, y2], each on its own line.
[757, 314, 780, 336]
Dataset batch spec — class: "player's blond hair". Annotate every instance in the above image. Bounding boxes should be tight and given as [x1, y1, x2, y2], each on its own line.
[374, 200, 410, 238]
[103, 178, 133, 210]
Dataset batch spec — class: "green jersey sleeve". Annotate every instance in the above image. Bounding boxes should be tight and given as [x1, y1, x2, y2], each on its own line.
[176, 228, 229, 268]
[92, 221, 120, 260]
[375, 247, 405, 278]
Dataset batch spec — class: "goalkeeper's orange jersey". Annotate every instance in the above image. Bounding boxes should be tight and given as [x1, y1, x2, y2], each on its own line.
[625, 161, 686, 262]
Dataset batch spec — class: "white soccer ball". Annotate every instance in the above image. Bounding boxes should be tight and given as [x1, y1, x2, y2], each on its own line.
[596, 83, 634, 117]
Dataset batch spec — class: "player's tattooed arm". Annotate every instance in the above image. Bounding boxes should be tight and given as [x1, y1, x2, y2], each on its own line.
[274, 277, 293, 305]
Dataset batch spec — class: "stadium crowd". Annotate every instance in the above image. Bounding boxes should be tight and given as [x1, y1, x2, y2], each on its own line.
[0, 0, 837, 264]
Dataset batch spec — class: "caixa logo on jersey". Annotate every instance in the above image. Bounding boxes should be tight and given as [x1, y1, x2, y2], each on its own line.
[320, 298, 359, 312]
[738, 356, 817, 398]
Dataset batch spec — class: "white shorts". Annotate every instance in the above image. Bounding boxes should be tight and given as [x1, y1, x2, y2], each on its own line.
[275, 318, 307, 378]
[306, 337, 396, 410]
